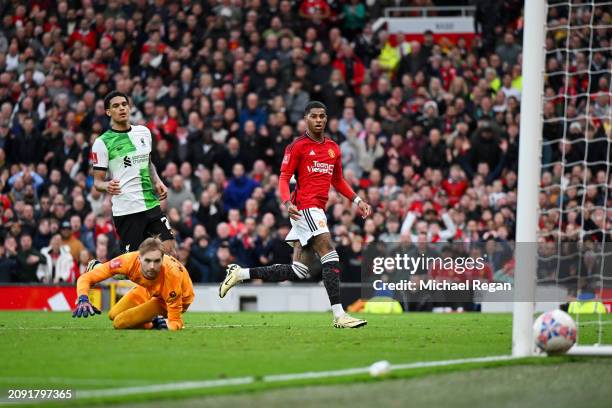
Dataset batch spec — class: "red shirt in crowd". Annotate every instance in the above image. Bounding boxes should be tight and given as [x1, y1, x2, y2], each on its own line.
[69, 29, 97, 50]
[146, 116, 178, 145]
[299, 0, 331, 18]
[442, 178, 469, 207]
[408, 200, 443, 215]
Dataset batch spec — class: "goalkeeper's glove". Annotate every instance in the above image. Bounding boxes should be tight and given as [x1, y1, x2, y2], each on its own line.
[151, 315, 168, 330]
[72, 295, 101, 318]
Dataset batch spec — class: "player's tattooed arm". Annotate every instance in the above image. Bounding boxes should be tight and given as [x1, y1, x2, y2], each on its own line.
[149, 155, 168, 200]
[93, 169, 121, 195]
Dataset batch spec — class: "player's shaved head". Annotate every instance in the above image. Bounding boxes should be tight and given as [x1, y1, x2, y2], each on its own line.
[304, 101, 327, 115]
[304, 101, 327, 138]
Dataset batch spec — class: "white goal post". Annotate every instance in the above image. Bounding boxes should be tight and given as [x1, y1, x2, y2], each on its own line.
[512, 0, 612, 357]
[511, 0, 546, 358]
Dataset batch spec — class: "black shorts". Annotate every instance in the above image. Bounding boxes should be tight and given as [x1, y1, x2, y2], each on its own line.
[112, 206, 174, 253]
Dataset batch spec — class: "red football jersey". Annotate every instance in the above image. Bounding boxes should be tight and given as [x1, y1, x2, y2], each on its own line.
[279, 134, 356, 210]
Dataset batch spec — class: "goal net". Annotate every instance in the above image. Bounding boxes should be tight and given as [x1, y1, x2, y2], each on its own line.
[514, 0, 611, 356]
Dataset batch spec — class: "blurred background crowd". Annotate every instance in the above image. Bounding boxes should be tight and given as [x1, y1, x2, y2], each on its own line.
[0, 0, 609, 289]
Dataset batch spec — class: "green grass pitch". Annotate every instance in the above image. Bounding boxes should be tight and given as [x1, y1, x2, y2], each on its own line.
[0, 312, 610, 407]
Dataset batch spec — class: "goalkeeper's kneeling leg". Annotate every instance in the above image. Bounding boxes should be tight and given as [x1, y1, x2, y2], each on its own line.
[109, 286, 150, 321]
[113, 312, 133, 329]
[112, 298, 165, 329]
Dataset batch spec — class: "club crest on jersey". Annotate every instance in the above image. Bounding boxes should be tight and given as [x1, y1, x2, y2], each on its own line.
[307, 161, 334, 175]
[328, 149, 335, 158]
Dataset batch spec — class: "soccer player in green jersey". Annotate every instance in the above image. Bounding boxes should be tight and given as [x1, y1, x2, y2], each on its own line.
[91, 91, 176, 256]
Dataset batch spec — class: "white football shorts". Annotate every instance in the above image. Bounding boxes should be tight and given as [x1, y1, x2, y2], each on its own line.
[285, 207, 330, 247]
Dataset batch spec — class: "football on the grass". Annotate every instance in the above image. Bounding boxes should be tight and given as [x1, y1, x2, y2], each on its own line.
[533, 310, 577, 354]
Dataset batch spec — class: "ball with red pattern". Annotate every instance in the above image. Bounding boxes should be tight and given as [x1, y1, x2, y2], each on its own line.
[533, 310, 577, 354]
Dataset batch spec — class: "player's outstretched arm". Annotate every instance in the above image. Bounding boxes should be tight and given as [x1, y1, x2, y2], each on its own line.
[73, 255, 132, 318]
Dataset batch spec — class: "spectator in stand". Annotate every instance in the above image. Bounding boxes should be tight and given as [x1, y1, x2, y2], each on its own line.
[495, 32, 522, 69]
[341, 0, 367, 41]
[299, 0, 332, 33]
[442, 165, 469, 207]
[216, 138, 252, 175]
[239, 93, 268, 133]
[209, 240, 235, 283]
[166, 175, 196, 212]
[59, 219, 85, 261]
[15, 233, 44, 283]
[332, 42, 366, 96]
[0, 236, 18, 282]
[284, 79, 310, 125]
[37, 234, 76, 283]
[223, 163, 259, 212]
[420, 128, 448, 171]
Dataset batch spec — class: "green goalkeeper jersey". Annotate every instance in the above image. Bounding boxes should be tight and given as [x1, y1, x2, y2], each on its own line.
[90, 125, 159, 216]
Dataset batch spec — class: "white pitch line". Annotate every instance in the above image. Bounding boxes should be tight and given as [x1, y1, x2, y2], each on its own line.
[263, 354, 521, 382]
[576, 320, 612, 326]
[77, 377, 255, 398]
[263, 367, 371, 382]
[391, 354, 520, 371]
[76, 354, 518, 399]
[0, 377, 149, 386]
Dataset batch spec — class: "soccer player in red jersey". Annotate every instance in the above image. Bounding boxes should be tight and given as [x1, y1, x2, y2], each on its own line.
[219, 101, 372, 328]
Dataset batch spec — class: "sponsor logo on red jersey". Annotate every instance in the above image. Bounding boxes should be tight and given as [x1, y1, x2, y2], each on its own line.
[307, 161, 334, 174]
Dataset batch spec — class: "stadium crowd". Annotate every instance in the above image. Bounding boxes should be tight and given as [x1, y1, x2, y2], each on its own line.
[0, 0, 609, 291]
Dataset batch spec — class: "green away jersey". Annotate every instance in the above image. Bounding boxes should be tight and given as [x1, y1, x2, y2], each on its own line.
[91, 125, 159, 216]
